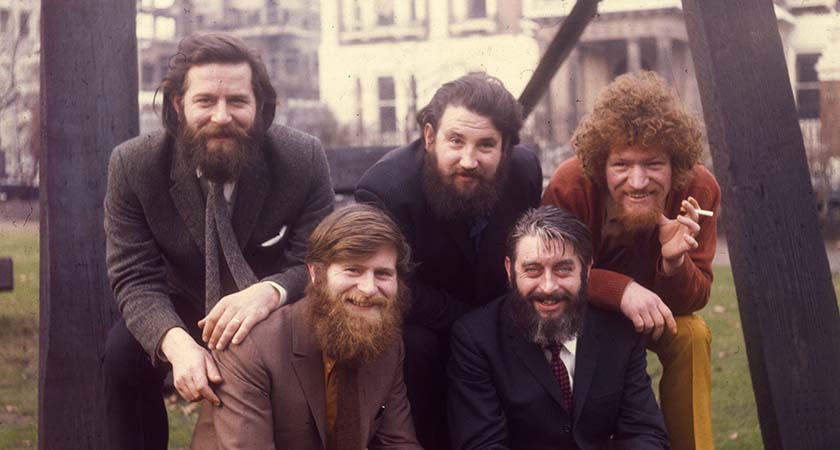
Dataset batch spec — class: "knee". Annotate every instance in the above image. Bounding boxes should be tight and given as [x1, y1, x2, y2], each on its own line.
[656, 315, 711, 361]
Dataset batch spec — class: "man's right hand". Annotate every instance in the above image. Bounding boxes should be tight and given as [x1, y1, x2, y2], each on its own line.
[160, 327, 223, 406]
[619, 281, 677, 340]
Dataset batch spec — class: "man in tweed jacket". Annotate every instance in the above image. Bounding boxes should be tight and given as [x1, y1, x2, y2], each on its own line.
[102, 34, 334, 450]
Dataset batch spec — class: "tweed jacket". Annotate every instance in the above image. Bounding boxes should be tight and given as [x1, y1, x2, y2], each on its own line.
[355, 139, 542, 331]
[104, 125, 335, 358]
[541, 157, 720, 315]
[190, 298, 424, 450]
[447, 297, 669, 450]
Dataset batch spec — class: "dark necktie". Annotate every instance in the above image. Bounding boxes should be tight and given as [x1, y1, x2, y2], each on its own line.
[334, 362, 361, 450]
[549, 343, 574, 413]
[204, 181, 258, 311]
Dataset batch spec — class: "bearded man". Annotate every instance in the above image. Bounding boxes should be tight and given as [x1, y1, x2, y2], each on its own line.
[447, 206, 668, 450]
[355, 73, 543, 449]
[103, 34, 334, 450]
[542, 71, 720, 450]
[190, 204, 423, 450]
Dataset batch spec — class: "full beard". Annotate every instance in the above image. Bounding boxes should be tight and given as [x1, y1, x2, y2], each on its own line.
[307, 276, 408, 365]
[421, 148, 509, 221]
[508, 274, 588, 347]
[178, 116, 261, 184]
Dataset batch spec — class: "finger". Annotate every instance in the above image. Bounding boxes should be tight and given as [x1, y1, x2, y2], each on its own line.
[680, 200, 700, 223]
[675, 214, 701, 235]
[197, 318, 206, 329]
[208, 309, 237, 350]
[231, 316, 257, 346]
[660, 302, 678, 335]
[630, 313, 645, 333]
[179, 374, 199, 402]
[640, 310, 656, 335]
[205, 354, 223, 385]
[687, 196, 700, 210]
[215, 317, 242, 351]
[651, 310, 665, 341]
[198, 381, 221, 406]
[201, 303, 227, 343]
[683, 234, 699, 250]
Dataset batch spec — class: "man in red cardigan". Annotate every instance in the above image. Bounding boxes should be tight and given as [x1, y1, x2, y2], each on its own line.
[542, 71, 720, 450]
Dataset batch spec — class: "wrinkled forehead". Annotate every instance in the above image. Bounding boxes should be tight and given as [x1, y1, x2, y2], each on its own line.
[515, 235, 579, 265]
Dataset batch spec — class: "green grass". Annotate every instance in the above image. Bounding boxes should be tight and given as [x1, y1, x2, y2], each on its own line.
[0, 224, 837, 449]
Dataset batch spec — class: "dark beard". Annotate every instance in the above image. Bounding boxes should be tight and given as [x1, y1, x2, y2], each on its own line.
[306, 274, 408, 365]
[177, 117, 261, 184]
[508, 272, 588, 346]
[421, 148, 509, 221]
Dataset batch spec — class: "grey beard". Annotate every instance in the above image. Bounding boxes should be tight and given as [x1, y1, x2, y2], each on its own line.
[508, 276, 588, 346]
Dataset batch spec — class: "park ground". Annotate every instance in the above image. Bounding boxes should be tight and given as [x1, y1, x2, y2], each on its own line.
[2, 199, 840, 449]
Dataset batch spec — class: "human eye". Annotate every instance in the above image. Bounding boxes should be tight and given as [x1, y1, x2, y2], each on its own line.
[375, 269, 395, 279]
[344, 266, 362, 275]
[522, 265, 542, 276]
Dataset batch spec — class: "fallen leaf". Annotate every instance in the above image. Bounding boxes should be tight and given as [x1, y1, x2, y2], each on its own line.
[729, 432, 739, 440]
[181, 402, 199, 416]
[713, 305, 726, 314]
[5, 405, 18, 413]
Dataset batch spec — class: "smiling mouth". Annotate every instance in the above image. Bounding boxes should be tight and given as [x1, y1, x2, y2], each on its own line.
[346, 298, 376, 308]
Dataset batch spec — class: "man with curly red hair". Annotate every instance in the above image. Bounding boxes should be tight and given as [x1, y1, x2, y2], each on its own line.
[542, 71, 720, 450]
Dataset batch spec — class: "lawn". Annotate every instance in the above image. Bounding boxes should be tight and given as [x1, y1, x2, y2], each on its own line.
[0, 224, 836, 449]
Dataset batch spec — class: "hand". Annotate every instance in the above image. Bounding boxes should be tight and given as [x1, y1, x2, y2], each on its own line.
[161, 327, 222, 405]
[198, 282, 284, 351]
[619, 281, 677, 340]
[658, 197, 702, 275]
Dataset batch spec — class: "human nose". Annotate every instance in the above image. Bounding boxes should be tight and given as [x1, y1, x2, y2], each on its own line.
[459, 147, 479, 170]
[356, 272, 377, 296]
[627, 165, 648, 190]
[539, 271, 559, 294]
[211, 101, 232, 125]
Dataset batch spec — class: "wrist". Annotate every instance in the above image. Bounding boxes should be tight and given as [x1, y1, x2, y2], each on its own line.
[260, 281, 286, 309]
[160, 327, 193, 360]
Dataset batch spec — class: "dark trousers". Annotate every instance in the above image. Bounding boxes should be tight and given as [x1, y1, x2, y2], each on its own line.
[403, 324, 453, 450]
[103, 305, 203, 450]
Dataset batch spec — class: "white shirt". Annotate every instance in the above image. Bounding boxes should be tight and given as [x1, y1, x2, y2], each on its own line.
[542, 337, 577, 389]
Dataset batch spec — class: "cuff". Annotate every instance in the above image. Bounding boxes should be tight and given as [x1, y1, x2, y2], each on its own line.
[262, 280, 288, 306]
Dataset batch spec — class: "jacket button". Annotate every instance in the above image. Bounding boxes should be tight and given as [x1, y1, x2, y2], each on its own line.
[562, 425, 572, 434]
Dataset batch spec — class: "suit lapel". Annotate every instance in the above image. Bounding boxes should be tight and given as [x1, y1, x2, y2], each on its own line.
[169, 143, 206, 254]
[501, 301, 568, 413]
[572, 313, 600, 422]
[231, 147, 269, 248]
[289, 302, 328, 447]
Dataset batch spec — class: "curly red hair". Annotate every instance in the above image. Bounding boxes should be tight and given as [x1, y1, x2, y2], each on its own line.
[571, 71, 704, 191]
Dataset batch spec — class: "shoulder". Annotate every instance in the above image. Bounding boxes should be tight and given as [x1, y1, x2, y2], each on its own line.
[110, 130, 170, 169]
[547, 157, 588, 188]
[684, 164, 721, 206]
[581, 306, 638, 344]
[355, 140, 425, 205]
[507, 144, 543, 185]
[453, 296, 505, 339]
[264, 123, 321, 150]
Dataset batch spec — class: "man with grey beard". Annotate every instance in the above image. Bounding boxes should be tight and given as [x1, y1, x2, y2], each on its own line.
[447, 206, 668, 450]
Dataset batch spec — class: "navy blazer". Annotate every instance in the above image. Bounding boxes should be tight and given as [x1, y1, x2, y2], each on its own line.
[355, 140, 542, 331]
[447, 297, 669, 450]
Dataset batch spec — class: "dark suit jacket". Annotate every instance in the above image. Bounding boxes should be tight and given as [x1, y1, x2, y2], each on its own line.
[190, 298, 424, 450]
[104, 125, 335, 358]
[448, 297, 669, 450]
[355, 140, 542, 331]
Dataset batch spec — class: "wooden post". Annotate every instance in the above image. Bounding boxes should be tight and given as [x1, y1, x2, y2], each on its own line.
[681, 1, 840, 448]
[517, 0, 599, 119]
[39, 1, 138, 449]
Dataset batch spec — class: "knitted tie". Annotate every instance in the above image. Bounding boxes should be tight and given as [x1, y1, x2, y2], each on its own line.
[204, 182, 258, 310]
[549, 343, 574, 413]
[334, 362, 361, 450]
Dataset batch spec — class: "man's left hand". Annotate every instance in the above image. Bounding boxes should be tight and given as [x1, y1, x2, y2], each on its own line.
[198, 282, 285, 350]
[658, 197, 702, 275]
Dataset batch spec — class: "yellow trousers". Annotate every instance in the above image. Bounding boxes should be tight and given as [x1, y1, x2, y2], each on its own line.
[647, 314, 713, 450]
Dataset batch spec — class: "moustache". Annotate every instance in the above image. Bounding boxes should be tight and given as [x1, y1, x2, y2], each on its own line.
[341, 290, 389, 308]
[526, 291, 569, 305]
[195, 122, 249, 140]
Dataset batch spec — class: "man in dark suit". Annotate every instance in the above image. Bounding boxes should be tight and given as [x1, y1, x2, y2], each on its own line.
[355, 74, 542, 449]
[448, 206, 668, 450]
[190, 205, 422, 450]
[103, 34, 334, 450]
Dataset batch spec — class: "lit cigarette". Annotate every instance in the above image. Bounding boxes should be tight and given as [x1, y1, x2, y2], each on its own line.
[696, 209, 714, 217]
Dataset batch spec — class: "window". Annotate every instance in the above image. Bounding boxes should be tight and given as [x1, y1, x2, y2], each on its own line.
[378, 76, 397, 133]
[376, 0, 395, 26]
[285, 50, 300, 76]
[797, 53, 821, 119]
[468, 0, 487, 18]
[19, 11, 30, 37]
[0, 9, 10, 33]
